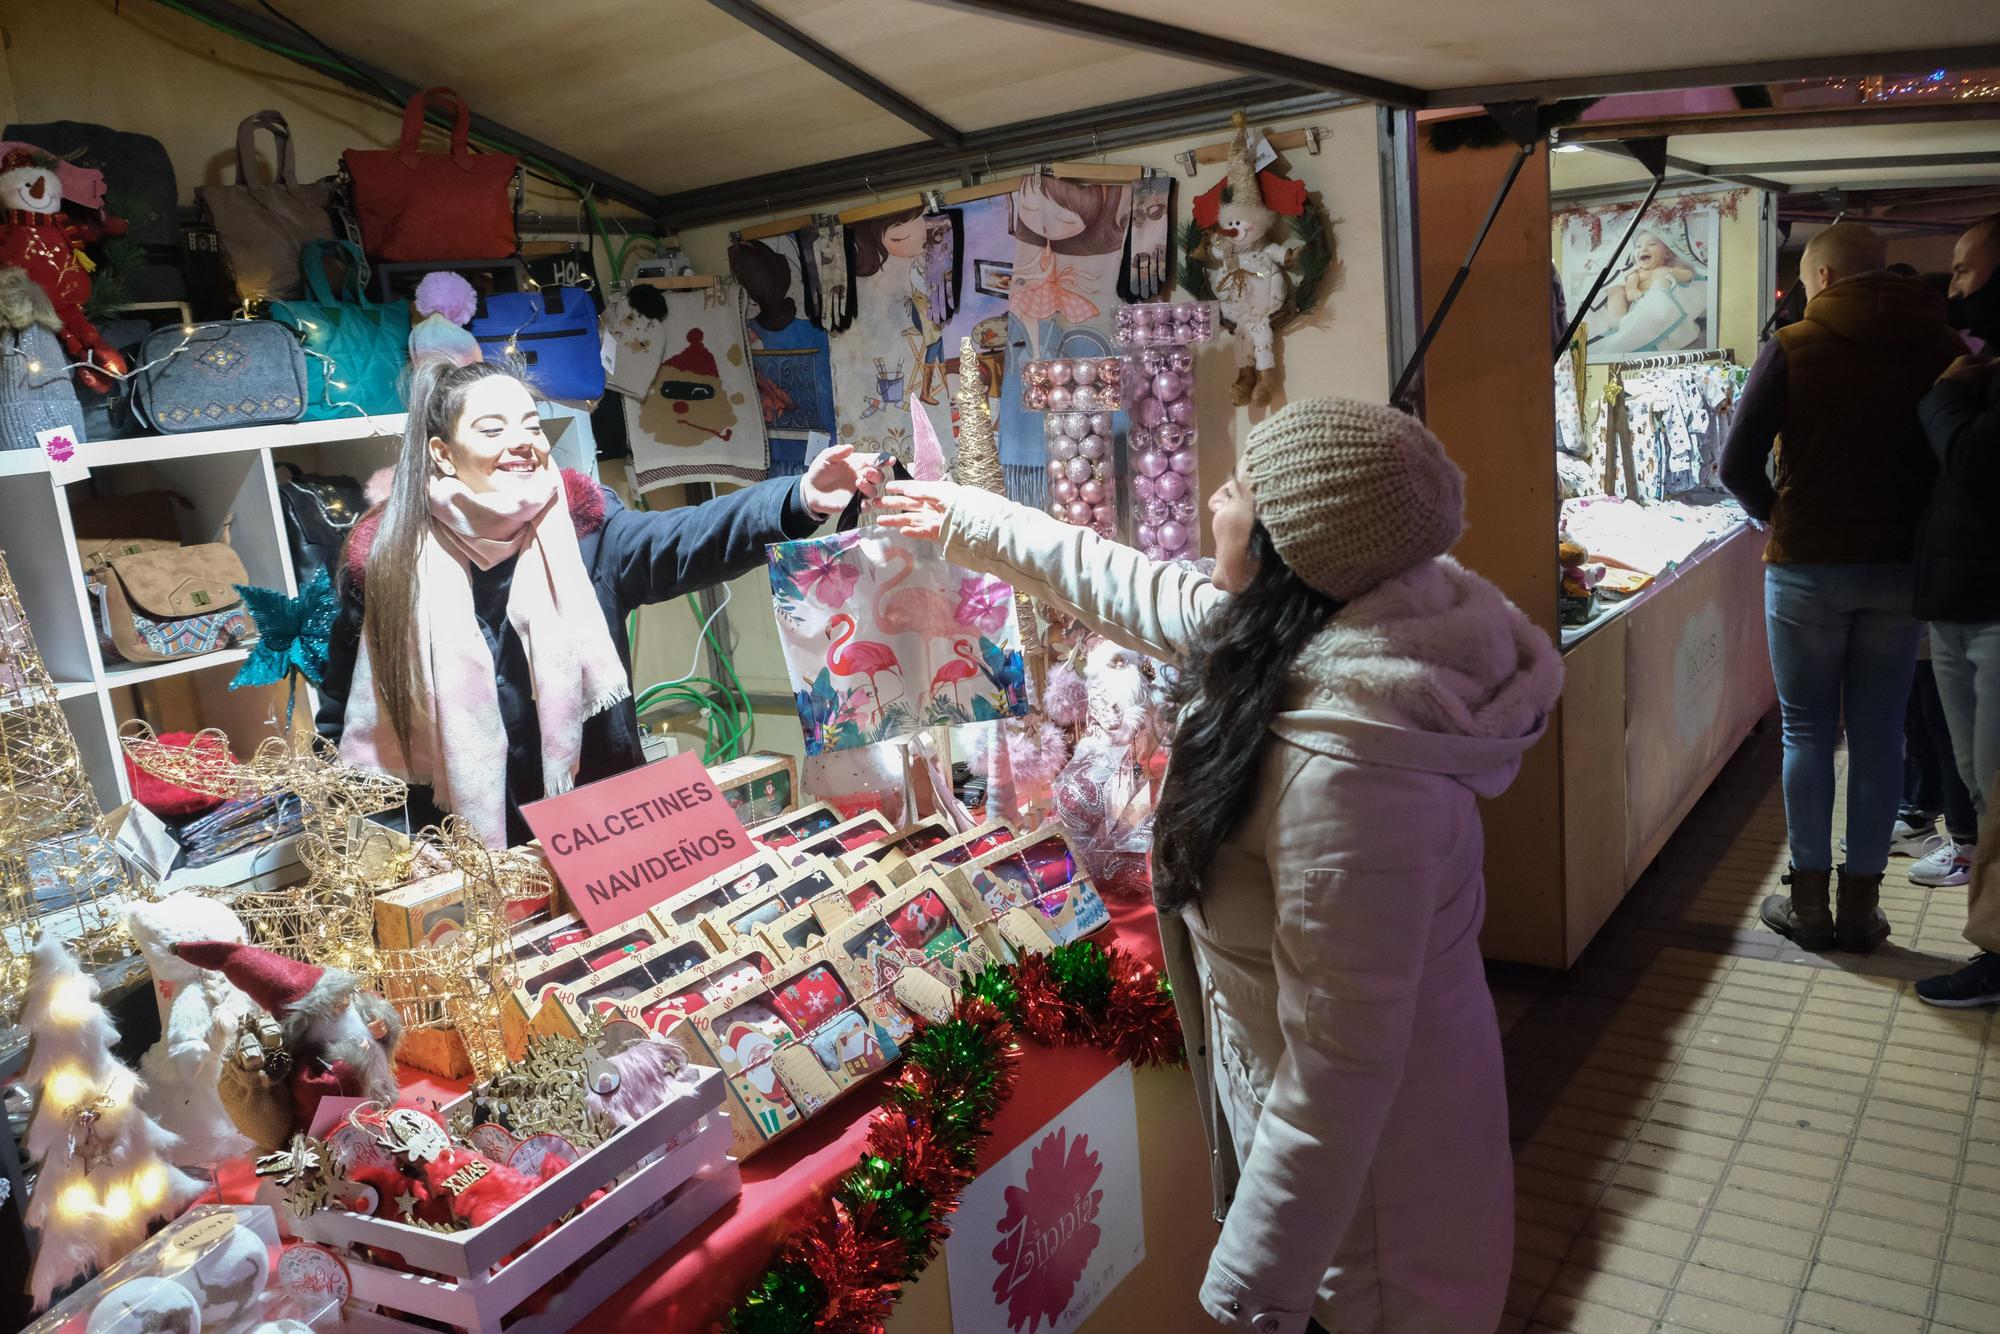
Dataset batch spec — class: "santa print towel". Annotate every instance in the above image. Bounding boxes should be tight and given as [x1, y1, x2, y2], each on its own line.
[625, 281, 769, 491]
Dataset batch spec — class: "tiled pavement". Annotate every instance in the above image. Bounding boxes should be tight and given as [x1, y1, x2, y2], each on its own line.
[1490, 719, 2000, 1334]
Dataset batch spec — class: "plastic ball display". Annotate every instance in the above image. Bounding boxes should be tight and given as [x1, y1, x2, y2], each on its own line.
[1116, 305, 1214, 560]
[1027, 356, 1125, 538]
[86, 1279, 201, 1334]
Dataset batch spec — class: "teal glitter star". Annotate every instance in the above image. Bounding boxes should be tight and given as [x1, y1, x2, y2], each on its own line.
[230, 569, 338, 731]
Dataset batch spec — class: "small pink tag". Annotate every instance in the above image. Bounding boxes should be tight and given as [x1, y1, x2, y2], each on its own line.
[307, 1095, 368, 1140]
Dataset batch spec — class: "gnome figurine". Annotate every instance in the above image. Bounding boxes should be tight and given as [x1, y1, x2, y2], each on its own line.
[1191, 114, 1309, 407]
[173, 940, 403, 1146]
[639, 328, 740, 447]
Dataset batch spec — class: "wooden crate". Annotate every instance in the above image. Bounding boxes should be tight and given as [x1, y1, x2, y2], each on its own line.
[289, 1067, 738, 1333]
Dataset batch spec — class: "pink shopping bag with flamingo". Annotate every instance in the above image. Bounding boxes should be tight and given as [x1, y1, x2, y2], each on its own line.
[766, 519, 1032, 756]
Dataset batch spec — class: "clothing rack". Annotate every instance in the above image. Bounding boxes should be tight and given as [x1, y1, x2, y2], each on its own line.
[1600, 349, 1743, 503]
[1615, 347, 1736, 373]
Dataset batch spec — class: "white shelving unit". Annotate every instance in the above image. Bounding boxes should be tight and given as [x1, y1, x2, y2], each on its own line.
[1, 406, 601, 895]
[1, 416, 407, 893]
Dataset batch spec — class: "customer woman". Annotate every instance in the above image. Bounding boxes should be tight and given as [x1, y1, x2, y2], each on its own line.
[318, 357, 880, 847]
[880, 398, 1562, 1334]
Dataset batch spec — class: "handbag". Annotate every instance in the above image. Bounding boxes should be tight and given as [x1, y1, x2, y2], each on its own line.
[130, 320, 307, 434]
[274, 461, 366, 587]
[197, 110, 338, 303]
[765, 463, 1032, 755]
[270, 239, 411, 419]
[343, 88, 518, 262]
[72, 491, 253, 665]
[469, 286, 605, 400]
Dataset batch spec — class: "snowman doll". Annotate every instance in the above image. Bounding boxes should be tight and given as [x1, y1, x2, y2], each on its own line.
[1189, 114, 1311, 407]
[0, 147, 129, 393]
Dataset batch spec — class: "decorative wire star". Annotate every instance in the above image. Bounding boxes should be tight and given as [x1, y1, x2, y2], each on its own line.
[230, 568, 338, 692]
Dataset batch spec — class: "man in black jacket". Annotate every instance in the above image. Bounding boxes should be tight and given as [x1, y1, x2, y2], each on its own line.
[1915, 212, 2000, 1008]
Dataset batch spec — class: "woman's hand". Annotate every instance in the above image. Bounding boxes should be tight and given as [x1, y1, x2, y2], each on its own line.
[875, 480, 962, 543]
[800, 444, 887, 518]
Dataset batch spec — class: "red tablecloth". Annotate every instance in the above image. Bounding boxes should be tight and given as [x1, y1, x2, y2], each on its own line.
[598, 897, 1167, 1334]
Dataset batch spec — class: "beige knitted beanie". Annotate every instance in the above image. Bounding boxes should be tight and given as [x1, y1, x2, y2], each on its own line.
[1242, 397, 1466, 601]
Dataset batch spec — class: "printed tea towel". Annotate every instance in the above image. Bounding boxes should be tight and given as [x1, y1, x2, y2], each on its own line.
[768, 527, 1031, 755]
[624, 280, 769, 491]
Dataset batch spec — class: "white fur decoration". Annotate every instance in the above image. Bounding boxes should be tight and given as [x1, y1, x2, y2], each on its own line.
[125, 895, 260, 1165]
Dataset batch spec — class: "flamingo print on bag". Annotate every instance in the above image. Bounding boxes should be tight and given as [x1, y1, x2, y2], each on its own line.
[873, 546, 962, 638]
[929, 640, 979, 712]
[826, 614, 902, 724]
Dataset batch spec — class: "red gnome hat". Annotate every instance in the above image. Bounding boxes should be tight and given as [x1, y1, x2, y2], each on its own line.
[662, 328, 718, 379]
[174, 939, 324, 1016]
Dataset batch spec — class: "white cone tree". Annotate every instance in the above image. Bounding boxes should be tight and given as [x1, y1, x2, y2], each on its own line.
[21, 938, 198, 1308]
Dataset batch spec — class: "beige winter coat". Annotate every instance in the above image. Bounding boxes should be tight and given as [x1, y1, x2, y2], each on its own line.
[942, 488, 1564, 1334]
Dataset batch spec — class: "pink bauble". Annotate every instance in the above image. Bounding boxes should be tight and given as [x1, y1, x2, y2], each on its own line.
[1066, 500, 1094, 525]
[1080, 434, 1109, 461]
[1026, 387, 1048, 410]
[1065, 456, 1093, 484]
[1156, 471, 1187, 501]
[1049, 501, 1068, 519]
[1137, 522, 1159, 549]
[1170, 349, 1193, 375]
[1096, 360, 1121, 387]
[1170, 321, 1194, 344]
[1167, 398, 1195, 426]
[1156, 424, 1186, 451]
[1134, 474, 1158, 502]
[1173, 499, 1197, 522]
[1136, 398, 1166, 429]
[1050, 434, 1078, 461]
[1053, 478, 1077, 503]
[1170, 448, 1198, 475]
[1157, 520, 1187, 551]
[1062, 412, 1089, 440]
[1137, 449, 1168, 478]
[1173, 303, 1196, 322]
[1047, 385, 1073, 411]
[1079, 478, 1106, 504]
[1151, 371, 1183, 402]
[1046, 360, 1072, 386]
[1046, 457, 1067, 480]
[1088, 411, 1113, 436]
[1028, 361, 1052, 387]
[1141, 497, 1169, 524]
[1129, 427, 1155, 450]
[1079, 387, 1104, 413]
[1092, 504, 1117, 526]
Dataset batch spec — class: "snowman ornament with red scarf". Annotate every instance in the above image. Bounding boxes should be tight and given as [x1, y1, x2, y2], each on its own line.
[0, 147, 130, 393]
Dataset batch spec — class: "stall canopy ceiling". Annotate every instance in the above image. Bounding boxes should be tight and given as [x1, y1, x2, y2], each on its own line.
[186, 0, 2000, 224]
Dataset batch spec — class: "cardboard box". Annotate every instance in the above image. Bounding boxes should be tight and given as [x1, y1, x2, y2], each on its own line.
[624, 939, 785, 1037]
[498, 919, 672, 1057]
[670, 947, 903, 1157]
[710, 751, 799, 827]
[939, 830, 1111, 954]
[761, 900, 830, 962]
[903, 820, 1019, 877]
[647, 847, 793, 934]
[508, 913, 595, 959]
[783, 810, 896, 868]
[700, 861, 847, 952]
[746, 802, 845, 850]
[828, 872, 997, 1040]
[531, 932, 719, 1038]
[842, 818, 957, 884]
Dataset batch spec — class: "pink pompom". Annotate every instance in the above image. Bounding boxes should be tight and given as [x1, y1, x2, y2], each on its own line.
[413, 270, 480, 325]
[364, 465, 397, 507]
[1043, 662, 1090, 726]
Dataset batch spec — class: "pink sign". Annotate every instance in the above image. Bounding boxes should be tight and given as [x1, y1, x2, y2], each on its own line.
[522, 752, 754, 934]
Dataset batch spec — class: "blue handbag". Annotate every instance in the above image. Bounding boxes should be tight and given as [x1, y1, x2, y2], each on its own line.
[469, 286, 605, 401]
[270, 239, 411, 420]
[130, 319, 307, 433]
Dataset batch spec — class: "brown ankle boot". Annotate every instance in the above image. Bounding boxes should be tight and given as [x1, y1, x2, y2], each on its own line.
[1761, 867, 1834, 951]
[1834, 866, 1891, 952]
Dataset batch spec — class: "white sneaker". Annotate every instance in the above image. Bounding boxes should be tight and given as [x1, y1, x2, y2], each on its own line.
[1910, 842, 1973, 888]
[1891, 816, 1944, 858]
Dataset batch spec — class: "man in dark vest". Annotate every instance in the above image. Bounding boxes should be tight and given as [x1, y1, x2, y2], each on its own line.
[1722, 222, 1966, 954]
[1914, 212, 2000, 1008]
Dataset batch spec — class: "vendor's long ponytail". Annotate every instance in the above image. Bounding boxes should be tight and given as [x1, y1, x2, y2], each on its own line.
[1151, 524, 1340, 911]
[355, 357, 525, 758]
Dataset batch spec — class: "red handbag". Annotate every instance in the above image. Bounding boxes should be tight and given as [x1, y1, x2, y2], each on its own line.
[344, 87, 517, 262]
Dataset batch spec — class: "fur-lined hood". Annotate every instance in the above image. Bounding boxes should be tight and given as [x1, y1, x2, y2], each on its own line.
[341, 467, 606, 591]
[1273, 556, 1563, 797]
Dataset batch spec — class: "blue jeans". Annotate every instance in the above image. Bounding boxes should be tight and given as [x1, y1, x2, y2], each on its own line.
[1932, 619, 2000, 829]
[1765, 565, 1923, 876]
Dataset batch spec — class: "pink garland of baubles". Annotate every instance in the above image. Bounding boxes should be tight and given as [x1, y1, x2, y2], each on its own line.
[1116, 302, 1214, 562]
[1024, 357, 1127, 538]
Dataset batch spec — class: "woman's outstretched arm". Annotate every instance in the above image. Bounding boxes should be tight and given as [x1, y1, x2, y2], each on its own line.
[879, 481, 1220, 661]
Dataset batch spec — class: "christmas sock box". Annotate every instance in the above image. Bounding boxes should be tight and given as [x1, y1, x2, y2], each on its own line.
[709, 750, 799, 827]
[937, 829, 1111, 957]
[745, 801, 844, 849]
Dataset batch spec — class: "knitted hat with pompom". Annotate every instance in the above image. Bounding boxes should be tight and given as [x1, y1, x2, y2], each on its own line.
[1243, 398, 1466, 601]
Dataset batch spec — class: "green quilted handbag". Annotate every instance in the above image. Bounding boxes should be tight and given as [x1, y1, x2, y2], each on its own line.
[271, 238, 410, 420]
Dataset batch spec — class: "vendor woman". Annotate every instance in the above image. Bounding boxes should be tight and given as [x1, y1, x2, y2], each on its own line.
[318, 357, 881, 847]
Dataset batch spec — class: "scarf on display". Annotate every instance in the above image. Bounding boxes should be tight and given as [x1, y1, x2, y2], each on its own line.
[339, 469, 629, 847]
